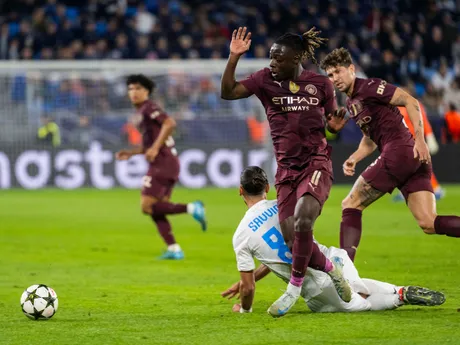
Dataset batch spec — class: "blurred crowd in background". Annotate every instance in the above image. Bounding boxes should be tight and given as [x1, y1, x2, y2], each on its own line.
[1, 0, 460, 146]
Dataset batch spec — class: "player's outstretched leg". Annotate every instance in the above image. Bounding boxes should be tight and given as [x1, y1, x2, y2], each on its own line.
[399, 286, 446, 306]
[407, 191, 460, 237]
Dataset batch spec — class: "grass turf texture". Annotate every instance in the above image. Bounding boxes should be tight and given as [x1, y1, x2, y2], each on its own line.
[0, 186, 459, 345]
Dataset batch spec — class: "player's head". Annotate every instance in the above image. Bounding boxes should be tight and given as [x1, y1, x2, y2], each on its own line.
[320, 47, 356, 93]
[239, 166, 269, 205]
[269, 27, 328, 81]
[126, 74, 155, 105]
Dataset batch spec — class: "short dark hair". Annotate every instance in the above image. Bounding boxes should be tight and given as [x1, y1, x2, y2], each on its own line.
[126, 74, 155, 95]
[240, 166, 269, 196]
[275, 27, 328, 65]
[320, 47, 353, 71]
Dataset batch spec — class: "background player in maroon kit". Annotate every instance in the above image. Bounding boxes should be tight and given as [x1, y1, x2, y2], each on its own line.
[116, 74, 207, 260]
[221, 27, 352, 317]
[321, 48, 460, 262]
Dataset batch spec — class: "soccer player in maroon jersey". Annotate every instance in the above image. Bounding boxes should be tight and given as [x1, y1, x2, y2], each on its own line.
[321, 48, 460, 262]
[221, 27, 352, 317]
[116, 74, 207, 260]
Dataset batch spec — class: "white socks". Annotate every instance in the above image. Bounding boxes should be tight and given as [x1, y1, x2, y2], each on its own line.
[186, 203, 195, 214]
[367, 294, 403, 311]
[168, 244, 182, 253]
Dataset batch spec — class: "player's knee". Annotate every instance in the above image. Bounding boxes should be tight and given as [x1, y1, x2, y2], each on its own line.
[417, 217, 436, 234]
[342, 197, 355, 210]
[141, 201, 154, 215]
[294, 215, 314, 232]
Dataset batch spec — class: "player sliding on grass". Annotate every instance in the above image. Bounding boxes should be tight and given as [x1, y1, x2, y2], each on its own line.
[221, 166, 445, 314]
[320, 48, 460, 262]
[116, 74, 207, 260]
[221, 27, 352, 317]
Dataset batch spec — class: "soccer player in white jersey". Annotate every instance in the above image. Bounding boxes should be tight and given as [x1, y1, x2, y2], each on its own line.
[221, 166, 445, 314]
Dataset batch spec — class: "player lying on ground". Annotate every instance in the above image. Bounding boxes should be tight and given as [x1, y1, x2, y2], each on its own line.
[221, 166, 445, 314]
[115, 74, 207, 260]
[320, 48, 460, 262]
[221, 26, 351, 317]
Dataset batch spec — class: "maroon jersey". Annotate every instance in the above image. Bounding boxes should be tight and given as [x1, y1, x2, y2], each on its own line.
[346, 78, 413, 151]
[135, 100, 178, 163]
[240, 68, 336, 170]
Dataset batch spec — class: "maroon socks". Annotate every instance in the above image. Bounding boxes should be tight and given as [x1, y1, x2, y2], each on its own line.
[151, 202, 187, 216]
[434, 216, 460, 237]
[151, 215, 176, 245]
[340, 208, 363, 262]
[290, 231, 314, 287]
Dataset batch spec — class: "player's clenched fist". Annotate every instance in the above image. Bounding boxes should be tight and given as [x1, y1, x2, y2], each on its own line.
[343, 158, 356, 176]
[230, 27, 252, 56]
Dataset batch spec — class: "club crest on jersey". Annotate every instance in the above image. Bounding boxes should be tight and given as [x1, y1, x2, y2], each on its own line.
[348, 101, 364, 117]
[289, 81, 300, 94]
[305, 84, 317, 95]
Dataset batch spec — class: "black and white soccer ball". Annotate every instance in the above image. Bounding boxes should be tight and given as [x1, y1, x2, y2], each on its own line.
[20, 284, 58, 320]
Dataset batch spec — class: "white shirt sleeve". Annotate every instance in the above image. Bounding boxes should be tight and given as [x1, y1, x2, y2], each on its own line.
[233, 230, 255, 272]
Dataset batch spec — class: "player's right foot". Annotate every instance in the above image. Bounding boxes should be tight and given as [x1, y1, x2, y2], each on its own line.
[158, 250, 185, 260]
[190, 201, 207, 231]
[399, 286, 446, 306]
[327, 256, 353, 303]
[267, 283, 300, 318]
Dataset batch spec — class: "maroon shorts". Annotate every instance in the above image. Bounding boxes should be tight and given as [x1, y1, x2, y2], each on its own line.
[361, 145, 433, 200]
[141, 157, 180, 199]
[275, 159, 333, 223]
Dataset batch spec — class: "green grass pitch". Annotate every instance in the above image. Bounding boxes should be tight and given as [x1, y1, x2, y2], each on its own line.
[1, 186, 459, 345]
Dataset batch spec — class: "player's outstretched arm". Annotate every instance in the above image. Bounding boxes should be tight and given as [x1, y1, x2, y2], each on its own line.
[390, 88, 431, 163]
[115, 146, 144, 160]
[238, 270, 255, 312]
[343, 134, 377, 176]
[221, 27, 253, 100]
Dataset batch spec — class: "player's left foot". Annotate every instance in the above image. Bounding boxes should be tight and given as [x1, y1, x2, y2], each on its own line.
[399, 286, 446, 306]
[190, 201, 207, 231]
[267, 283, 300, 318]
[327, 256, 353, 303]
[158, 250, 185, 260]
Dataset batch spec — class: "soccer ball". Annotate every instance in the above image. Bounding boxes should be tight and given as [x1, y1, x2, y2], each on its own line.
[20, 284, 58, 320]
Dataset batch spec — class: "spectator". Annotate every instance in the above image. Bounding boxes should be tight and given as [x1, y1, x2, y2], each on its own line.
[135, 3, 155, 34]
[70, 116, 95, 146]
[431, 61, 454, 92]
[37, 116, 61, 147]
[443, 78, 460, 113]
[0, 23, 9, 60]
[444, 103, 460, 142]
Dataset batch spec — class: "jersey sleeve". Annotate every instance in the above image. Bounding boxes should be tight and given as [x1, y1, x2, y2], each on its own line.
[233, 232, 255, 272]
[143, 103, 169, 125]
[323, 78, 337, 115]
[239, 69, 265, 100]
[363, 78, 397, 105]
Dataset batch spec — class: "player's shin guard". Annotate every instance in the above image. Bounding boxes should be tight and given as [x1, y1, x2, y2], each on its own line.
[151, 202, 187, 216]
[340, 208, 363, 261]
[152, 215, 176, 245]
[434, 216, 460, 237]
[290, 231, 314, 287]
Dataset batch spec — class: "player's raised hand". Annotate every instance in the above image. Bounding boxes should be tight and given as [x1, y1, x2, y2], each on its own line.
[414, 139, 431, 164]
[230, 27, 252, 57]
[326, 107, 349, 133]
[343, 157, 356, 176]
[115, 150, 132, 160]
[221, 281, 241, 300]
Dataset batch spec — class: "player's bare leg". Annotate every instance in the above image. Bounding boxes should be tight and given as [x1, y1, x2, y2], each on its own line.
[268, 195, 351, 317]
[340, 176, 385, 261]
[407, 191, 460, 237]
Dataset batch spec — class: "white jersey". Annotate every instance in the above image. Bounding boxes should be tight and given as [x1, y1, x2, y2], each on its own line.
[233, 199, 327, 299]
[233, 199, 371, 308]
